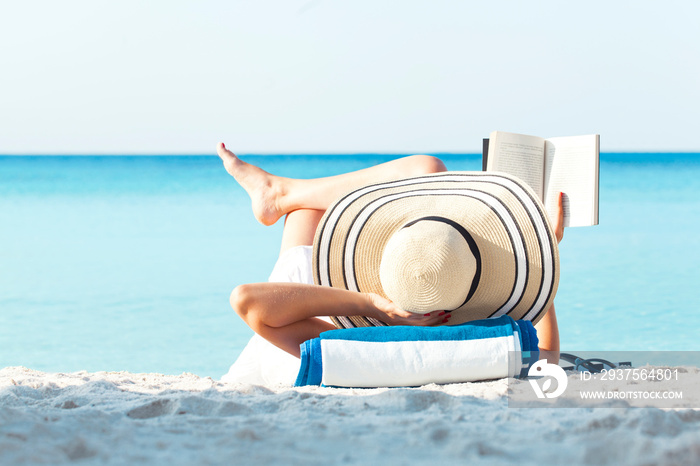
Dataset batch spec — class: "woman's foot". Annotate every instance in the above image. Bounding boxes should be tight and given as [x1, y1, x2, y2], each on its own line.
[217, 143, 285, 225]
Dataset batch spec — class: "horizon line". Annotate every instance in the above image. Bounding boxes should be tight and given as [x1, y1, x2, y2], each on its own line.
[2, 151, 700, 157]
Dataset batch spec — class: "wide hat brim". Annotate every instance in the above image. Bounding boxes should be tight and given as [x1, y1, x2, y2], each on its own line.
[312, 171, 560, 328]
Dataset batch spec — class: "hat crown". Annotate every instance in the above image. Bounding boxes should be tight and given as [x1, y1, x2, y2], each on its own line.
[379, 219, 476, 313]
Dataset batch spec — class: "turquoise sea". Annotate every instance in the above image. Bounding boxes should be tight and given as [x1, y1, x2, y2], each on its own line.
[2, 154, 699, 378]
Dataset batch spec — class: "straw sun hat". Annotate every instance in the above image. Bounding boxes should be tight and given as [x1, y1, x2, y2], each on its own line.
[312, 171, 560, 328]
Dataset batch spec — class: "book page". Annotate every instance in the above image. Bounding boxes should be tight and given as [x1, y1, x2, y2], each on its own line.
[486, 131, 545, 199]
[543, 135, 599, 227]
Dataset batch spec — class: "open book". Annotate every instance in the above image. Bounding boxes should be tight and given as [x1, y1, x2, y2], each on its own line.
[483, 131, 599, 227]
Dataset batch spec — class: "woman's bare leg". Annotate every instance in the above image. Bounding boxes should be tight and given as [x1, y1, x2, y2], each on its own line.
[279, 209, 325, 254]
[216, 142, 447, 225]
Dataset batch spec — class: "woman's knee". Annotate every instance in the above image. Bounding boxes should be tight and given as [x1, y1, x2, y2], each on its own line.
[406, 155, 447, 176]
[230, 283, 256, 320]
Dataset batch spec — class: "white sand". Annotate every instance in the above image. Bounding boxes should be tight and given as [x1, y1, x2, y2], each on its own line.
[2, 366, 700, 465]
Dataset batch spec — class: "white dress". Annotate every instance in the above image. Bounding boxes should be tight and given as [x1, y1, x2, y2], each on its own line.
[220, 246, 328, 386]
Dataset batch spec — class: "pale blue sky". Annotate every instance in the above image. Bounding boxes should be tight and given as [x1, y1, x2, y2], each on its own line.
[1, 1, 698, 154]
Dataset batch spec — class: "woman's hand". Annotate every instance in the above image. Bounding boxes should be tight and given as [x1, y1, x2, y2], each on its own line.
[554, 192, 565, 244]
[365, 293, 449, 326]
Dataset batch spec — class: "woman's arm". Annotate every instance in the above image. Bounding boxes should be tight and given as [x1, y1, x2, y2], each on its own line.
[535, 191, 566, 364]
[535, 304, 560, 364]
[231, 282, 446, 357]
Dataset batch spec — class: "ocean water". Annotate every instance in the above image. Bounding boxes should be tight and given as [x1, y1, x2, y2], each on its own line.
[2, 154, 699, 378]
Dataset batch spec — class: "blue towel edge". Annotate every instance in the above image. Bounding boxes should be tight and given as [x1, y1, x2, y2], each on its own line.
[514, 319, 540, 378]
[294, 339, 311, 386]
[319, 315, 517, 342]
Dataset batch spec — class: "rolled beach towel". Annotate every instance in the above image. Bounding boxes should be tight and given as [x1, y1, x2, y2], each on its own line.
[295, 315, 539, 388]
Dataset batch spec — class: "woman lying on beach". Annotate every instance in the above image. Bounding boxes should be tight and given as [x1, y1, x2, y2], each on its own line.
[217, 143, 564, 382]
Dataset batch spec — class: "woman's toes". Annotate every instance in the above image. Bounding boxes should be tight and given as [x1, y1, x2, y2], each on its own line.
[217, 143, 236, 164]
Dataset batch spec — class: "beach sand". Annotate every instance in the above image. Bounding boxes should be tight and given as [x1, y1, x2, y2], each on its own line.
[2, 366, 700, 465]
